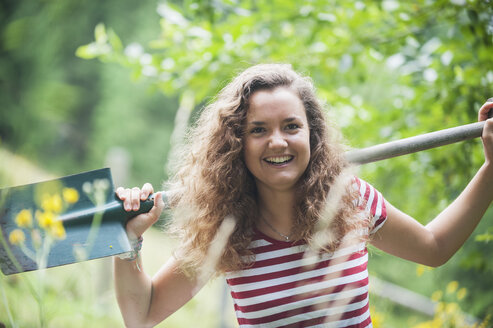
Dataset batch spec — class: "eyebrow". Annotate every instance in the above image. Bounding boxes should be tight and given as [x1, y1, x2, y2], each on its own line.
[247, 117, 299, 125]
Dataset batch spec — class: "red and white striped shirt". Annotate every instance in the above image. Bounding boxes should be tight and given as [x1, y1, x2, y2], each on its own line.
[226, 178, 387, 327]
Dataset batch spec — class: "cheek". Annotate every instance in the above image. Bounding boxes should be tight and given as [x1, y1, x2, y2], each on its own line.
[298, 130, 311, 153]
[242, 140, 257, 171]
[300, 133, 312, 167]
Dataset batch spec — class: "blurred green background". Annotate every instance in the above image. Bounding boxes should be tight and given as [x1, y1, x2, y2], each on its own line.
[1, 0, 493, 327]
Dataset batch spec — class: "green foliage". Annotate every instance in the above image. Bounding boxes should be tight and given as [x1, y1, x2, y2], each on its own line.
[412, 281, 490, 328]
[475, 227, 493, 242]
[0, 227, 234, 328]
[76, 0, 493, 317]
[2, 0, 493, 324]
[0, 261, 123, 328]
[0, 0, 176, 187]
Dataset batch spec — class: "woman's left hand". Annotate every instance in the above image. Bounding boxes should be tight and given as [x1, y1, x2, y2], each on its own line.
[478, 99, 493, 165]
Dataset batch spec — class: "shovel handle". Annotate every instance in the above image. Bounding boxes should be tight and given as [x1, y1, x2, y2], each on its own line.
[59, 196, 155, 225]
[152, 119, 490, 206]
[347, 99, 493, 165]
[345, 121, 486, 165]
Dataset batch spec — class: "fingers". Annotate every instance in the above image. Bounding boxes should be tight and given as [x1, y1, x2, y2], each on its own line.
[484, 118, 493, 129]
[130, 187, 141, 210]
[143, 192, 165, 229]
[115, 183, 155, 212]
[483, 118, 493, 139]
[116, 187, 133, 211]
[114, 184, 163, 239]
[147, 192, 165, 223]
[116, 186, 125, 199]
[141, 183, 154, 201]
[480, 99, 493, 163]
[481, 120, 493, 165]
[124, 192, 165, 238]
[478, 99, 493, 122]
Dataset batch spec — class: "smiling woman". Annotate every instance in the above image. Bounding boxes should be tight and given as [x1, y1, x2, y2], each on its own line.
[113, 64, 493, 328]
[243, 87, 311, 195]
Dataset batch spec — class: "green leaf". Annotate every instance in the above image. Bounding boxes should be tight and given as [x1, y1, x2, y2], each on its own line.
[75, 44, 98, 59]
[108, 29, 123, 52]
[475, 227, 493, 243]
[94, 23, 107, 43]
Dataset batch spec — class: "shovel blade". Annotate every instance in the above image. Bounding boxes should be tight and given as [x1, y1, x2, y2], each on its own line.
[0, 168, 133, 275]
[1, 221, 130, 275]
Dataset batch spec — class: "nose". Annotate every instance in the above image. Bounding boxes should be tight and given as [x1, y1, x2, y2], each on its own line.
[268, 131, 288, 149]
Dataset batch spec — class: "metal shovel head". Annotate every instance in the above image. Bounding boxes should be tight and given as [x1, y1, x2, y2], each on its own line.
[0, 168, 153, 275]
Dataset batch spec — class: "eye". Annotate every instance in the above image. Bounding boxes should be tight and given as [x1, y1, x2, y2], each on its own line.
[285, 123, 300, 130]
[250, 126, 266, 134]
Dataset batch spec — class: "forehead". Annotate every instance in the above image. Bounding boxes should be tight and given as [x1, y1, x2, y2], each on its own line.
[247, 87, 307, 121]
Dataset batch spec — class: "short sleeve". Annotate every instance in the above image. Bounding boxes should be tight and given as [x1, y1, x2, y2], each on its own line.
[353, 177, 387, 234]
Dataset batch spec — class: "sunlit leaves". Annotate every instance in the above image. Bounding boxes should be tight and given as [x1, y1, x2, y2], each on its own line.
[77, 0, 493, 221]
[76, 1, 493, 315]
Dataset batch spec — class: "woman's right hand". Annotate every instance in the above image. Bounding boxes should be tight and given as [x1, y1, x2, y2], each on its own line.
[116, 183, 165, 239]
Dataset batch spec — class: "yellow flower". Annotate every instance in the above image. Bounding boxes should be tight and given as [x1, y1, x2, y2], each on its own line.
[15, 209, 33, 228]
[63, 188, 79, 204]
[432, 317, 444, 327]
[37, 211, 55, 229]
[416, 264, 432, 277]
[478, 315, 491, 328]
[446, 281, 459, 294]
[369, 306, 384, 327]
[41, 193, 63, 213]
[50, 220, 66, 240]
[445, 302, 459, 315]
[457, 287, 467, 300]
[9, 229, 25, 245]
[431, 290, 443, 302]
[412, 322, 433, 328]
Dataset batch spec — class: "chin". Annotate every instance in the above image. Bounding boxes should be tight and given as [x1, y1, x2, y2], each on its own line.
[264, 179, 299, 191]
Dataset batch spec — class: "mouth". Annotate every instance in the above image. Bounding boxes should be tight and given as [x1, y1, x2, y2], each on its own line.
[264, 155, 294, 165]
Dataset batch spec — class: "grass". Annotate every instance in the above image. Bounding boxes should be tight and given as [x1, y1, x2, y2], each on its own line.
[0, 259, 123, 327]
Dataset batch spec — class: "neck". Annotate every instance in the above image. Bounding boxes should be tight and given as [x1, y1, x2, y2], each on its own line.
[256, 186, 296, 240]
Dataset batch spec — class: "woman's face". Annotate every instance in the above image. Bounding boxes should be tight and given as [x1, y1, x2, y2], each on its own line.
[243, 87, 311, 193]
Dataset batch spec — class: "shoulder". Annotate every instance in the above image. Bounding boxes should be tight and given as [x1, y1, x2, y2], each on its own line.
[352, 176, 388, 234]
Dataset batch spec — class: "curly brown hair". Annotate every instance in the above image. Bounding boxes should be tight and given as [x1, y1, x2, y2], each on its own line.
[166, 63, 364, 275]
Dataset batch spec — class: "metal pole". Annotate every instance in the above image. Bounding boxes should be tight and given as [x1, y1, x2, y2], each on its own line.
[345, 121, 485, 165]
[153, 120, 489, 201]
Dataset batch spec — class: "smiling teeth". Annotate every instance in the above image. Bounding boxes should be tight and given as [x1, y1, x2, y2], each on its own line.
[266, 156, 292, 163]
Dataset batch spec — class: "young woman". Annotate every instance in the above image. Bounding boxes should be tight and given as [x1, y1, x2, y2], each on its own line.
[114, 64, 493, 328]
